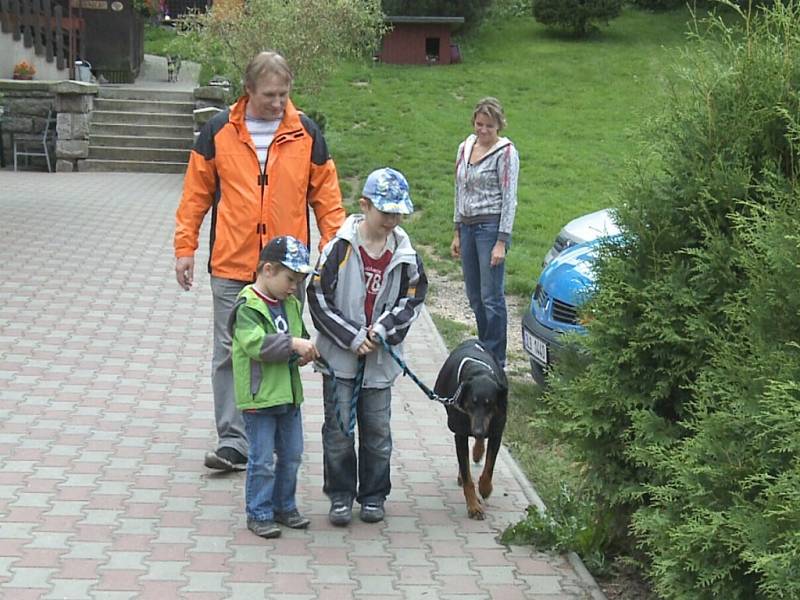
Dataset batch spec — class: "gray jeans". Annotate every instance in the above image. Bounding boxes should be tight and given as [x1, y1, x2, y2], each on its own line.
[210, 276, 249, 456]
[321, 375, 392, 505]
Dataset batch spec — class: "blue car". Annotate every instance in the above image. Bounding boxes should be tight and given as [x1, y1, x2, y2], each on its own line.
[521, 239, 599, 385]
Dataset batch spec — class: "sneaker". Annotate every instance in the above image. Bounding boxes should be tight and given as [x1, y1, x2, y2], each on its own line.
[360, 501, 385, 523]
[204, 447, 247, 471]
[247, 518, 281, 538]
[274, 509, 310, 529]
[328, 500, 352, 526]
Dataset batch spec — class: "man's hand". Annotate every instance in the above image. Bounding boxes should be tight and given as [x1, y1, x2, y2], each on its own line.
[292, 338, 319, 366]
[175, 256, 195, 291]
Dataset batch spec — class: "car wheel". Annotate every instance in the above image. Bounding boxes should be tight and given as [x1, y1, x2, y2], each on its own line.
[529, 359, 547, 387]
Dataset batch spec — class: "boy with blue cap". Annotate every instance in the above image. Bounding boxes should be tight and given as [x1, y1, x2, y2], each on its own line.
[230, 235, 319, 538]
[308, 167, 428, 526]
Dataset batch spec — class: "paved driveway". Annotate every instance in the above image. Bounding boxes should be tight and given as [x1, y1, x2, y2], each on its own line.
[0, 172, 600, 599]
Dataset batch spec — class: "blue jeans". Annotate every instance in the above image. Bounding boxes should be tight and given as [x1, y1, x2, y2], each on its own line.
[242, 407, 304, 521]
[321, 376, 392, 505]
[459, 220, 508, 366]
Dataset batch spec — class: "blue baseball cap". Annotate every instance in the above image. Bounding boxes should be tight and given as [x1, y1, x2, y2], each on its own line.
[361, 167, 414, 215]
[259, 235, 315, 274]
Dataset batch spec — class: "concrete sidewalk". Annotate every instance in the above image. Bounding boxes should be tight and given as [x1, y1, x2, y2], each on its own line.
[0, 172, 601, 599]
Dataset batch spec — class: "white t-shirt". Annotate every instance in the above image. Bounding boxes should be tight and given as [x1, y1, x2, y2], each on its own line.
[245, 115, 282, 168]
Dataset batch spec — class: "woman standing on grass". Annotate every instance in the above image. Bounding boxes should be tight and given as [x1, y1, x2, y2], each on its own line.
[450, 97, 519, 368]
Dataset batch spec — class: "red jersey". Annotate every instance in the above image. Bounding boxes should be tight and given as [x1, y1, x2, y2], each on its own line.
[359, 246, 392, 325]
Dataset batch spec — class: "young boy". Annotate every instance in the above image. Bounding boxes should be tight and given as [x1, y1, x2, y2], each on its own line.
[308, 167, 428, 526]
[230, 235, 319, 539]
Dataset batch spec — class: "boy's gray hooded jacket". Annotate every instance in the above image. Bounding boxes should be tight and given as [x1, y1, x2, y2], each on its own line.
[307, 214, 428, 388]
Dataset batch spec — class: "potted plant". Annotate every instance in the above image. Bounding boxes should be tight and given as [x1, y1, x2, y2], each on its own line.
[13, 61, 36, 80]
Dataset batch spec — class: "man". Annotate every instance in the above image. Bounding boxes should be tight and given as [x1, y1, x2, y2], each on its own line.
[174, 51, 345, 471]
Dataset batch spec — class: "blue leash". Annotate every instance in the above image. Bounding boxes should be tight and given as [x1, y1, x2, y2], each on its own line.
[375, 336, 462, 408]
[317, 336, 462, 438]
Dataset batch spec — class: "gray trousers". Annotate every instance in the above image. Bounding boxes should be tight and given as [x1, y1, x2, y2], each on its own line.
[210, 276, 249, 456]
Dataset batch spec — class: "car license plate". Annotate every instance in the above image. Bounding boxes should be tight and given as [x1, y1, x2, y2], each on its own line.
[523, 329, 548, 365]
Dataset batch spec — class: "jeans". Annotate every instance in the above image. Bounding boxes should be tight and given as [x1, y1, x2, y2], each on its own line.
[243, 407, 304, 521]
[321, 375, 392, 505]
[459, 220, 508, 366]
[210, 276, 249, 457]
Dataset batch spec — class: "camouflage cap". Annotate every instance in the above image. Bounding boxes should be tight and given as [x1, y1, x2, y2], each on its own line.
[259, 235, 315, 274]
[361, 167, 414, 215]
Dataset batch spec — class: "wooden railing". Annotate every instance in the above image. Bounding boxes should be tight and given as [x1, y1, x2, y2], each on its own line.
[0, 0, 84, 76]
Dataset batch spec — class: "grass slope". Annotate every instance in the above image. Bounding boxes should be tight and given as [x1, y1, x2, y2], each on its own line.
[303, 8, 695, 295]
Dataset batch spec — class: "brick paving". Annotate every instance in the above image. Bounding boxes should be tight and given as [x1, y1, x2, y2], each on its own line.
[0, 172, 601, 599]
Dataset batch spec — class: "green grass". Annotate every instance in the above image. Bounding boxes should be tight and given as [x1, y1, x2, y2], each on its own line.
[302, 7, 696, 296]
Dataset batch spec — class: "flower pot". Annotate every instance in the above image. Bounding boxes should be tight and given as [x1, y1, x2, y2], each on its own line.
[13, 74, 33, 80]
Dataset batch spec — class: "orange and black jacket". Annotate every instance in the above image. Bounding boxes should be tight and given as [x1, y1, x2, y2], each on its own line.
[174, 96, 345, 282]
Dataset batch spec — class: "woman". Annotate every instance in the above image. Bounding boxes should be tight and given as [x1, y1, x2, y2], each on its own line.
[451, 97, 519, 368]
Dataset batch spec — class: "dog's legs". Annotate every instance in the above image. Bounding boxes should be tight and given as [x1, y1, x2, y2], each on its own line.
[456, 434, 484, 519]
[478, 433, 502, 500]
[472, 437, 485, 463]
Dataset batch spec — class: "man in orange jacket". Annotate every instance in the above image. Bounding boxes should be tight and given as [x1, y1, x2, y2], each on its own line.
[174, 51, 345, 471]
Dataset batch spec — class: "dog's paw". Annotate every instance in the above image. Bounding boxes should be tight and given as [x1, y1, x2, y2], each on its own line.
[468, 503, 485, 520]
[478, 475, 493, 499]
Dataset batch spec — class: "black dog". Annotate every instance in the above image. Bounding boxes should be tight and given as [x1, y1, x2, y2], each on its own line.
[434, 339, 508, 519]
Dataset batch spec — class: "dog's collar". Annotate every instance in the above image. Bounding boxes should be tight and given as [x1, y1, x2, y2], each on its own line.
[456, 356, 495, 381]
[449, 356, 497, 413]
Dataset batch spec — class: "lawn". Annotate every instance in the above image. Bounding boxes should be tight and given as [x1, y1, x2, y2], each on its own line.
[300, 7, 697, 295]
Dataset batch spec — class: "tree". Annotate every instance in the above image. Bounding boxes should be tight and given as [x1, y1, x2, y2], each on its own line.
[180, 0, 385, 98]
[543, 1, 800, 597]
[532, 0, 622, 36]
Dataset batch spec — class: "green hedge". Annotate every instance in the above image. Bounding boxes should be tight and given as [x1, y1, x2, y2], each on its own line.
[542, 1, 800, 597]
[532, 0, 623, 35]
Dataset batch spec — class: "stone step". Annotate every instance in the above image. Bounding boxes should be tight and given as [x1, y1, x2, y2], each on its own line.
[79, 159, 188, 173]
[88, 145, 191, 163]
[92, 110, 194, 126]
[94, 97, 195, 115]
[90, 134, 193, 150]
[90, 122, 194, 138]
[97, 86, 194, 103]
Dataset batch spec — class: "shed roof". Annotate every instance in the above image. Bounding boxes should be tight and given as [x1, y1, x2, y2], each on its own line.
[384, 15, 465, 25]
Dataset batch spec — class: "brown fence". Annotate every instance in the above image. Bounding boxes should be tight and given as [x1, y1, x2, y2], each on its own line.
[0, 0, 84, 76]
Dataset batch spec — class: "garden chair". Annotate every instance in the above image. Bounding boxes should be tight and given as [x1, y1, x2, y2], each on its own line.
[13, 109, 56, 172]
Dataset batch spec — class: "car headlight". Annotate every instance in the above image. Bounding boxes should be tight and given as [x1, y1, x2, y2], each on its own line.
[553, 234, 575, 254]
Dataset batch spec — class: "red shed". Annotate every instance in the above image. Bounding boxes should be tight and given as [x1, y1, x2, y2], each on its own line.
[379, 16, 465, 65]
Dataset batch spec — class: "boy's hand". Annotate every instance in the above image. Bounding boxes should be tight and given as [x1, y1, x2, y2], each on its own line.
[356, 336, 377, 356]
[292, 338, 319, 365]
[356, 329, 382, 355]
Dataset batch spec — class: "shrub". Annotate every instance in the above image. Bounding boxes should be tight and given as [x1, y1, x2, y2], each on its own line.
[543, 0, 800, 597]
[179, 0, 385, 98]
[629, 0, 686, 10]
[532, 0, 623, 36]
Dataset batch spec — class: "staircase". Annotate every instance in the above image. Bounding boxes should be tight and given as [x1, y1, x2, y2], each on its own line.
[82, 87, 195, 173]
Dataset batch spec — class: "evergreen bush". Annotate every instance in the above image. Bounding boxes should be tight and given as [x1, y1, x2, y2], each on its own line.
[541, 1, 800, 596]
[532, 0, 623, 36]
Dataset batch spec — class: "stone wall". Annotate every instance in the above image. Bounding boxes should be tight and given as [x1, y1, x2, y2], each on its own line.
[0, 80, 54, 170]
[192, 85, 228, 138]
[53, 81, 97, 172]
[0, 79, 97, 172]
